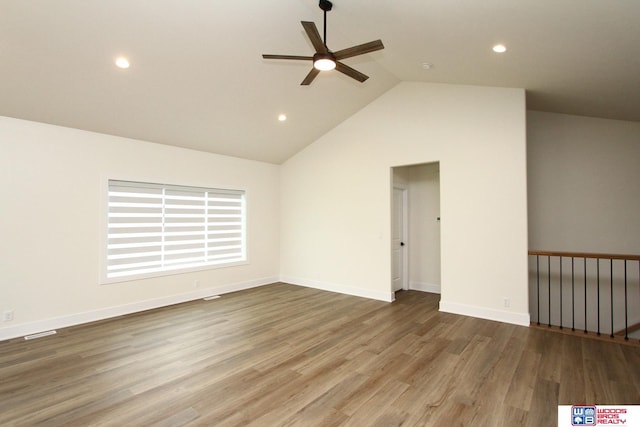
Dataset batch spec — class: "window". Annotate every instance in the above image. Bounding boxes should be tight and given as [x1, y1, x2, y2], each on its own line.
[106, 180, 246, 281]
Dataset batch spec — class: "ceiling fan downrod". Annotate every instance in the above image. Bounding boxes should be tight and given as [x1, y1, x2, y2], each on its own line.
[319, 0, 332, 48]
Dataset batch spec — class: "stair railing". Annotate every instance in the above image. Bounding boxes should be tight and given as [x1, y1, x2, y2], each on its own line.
[529, 250, 640, 341]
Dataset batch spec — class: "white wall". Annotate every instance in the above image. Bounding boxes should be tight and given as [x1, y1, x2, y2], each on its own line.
[0, 117, 280, 340]
[280, 82, 529, 325]
[527, 111, 640, 253]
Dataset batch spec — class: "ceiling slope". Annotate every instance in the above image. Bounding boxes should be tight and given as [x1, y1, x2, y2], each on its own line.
[1, 1, 638, 164]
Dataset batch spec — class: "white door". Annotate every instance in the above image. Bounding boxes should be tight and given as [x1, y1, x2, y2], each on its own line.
[392, 187, 407, 292]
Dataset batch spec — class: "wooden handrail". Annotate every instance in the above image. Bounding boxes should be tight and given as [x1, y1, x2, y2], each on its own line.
[528, 250, 640, 261]
[615, 322, 640, 337]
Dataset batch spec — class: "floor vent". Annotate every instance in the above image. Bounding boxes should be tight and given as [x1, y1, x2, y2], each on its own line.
[24, 330, 57, 340]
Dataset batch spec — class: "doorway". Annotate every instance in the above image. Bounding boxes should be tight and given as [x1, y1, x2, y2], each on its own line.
[392, 186, 408, 292]
[391, 162, 441, 296]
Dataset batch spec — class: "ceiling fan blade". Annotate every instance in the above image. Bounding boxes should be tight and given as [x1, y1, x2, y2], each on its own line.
[301, 68, 320, 85]
[334, 40, 384, 61]
[335, 62, 369, 83]
[263, 54, 313, 61]
[301, 21, 328, 54]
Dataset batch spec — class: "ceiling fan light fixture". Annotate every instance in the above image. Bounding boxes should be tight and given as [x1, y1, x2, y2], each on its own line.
[262, 0, 383, 85]
[313, 53, 336, 71]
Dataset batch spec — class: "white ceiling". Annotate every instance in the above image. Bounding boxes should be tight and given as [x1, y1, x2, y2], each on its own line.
[1, 0, 639, 164]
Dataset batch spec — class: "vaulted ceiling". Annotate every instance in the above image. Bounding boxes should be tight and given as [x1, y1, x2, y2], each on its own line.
[2, 1, 639, 164]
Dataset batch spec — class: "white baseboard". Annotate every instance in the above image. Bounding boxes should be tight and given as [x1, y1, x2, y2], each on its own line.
[280, 276, 394, 303]
[409, 281, 441, 294]
[439, 300, 530, 327]
[0, 276, 277, 342]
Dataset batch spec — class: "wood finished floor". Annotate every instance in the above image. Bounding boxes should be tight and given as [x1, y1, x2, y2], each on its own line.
[1, 283, 640, 426]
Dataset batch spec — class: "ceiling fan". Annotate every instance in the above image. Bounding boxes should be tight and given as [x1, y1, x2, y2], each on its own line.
[262, 0, 384, 85]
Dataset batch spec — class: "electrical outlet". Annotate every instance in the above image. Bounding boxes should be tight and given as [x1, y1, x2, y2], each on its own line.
[3, 310, 14, 322]
[503, 297, 510, 308]
[194, 280, 200, 288]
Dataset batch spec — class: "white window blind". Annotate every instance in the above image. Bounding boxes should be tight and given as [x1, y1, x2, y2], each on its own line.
[107, 180, 246, 280]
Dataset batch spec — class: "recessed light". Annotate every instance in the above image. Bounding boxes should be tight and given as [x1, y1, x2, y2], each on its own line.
[278, 114, 287, 122]
[115, 57, 130, 69]
[492, 44, 507, 53]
